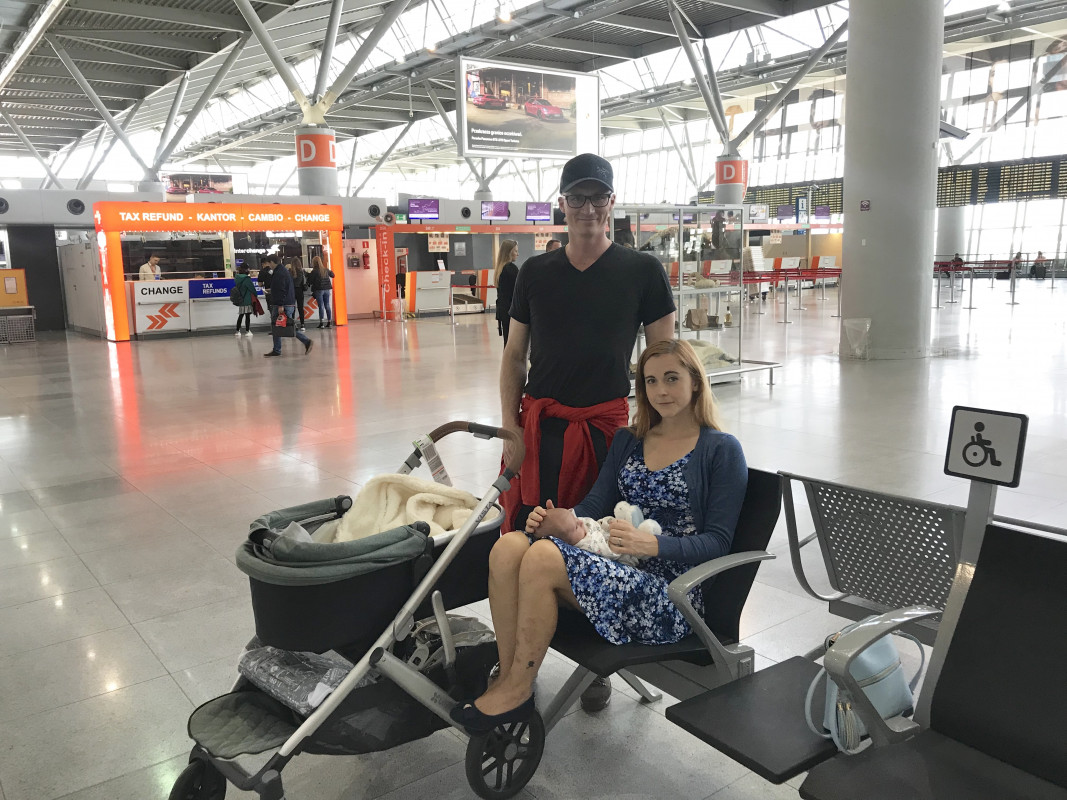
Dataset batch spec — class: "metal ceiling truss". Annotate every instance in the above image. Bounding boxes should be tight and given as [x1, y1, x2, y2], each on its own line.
[2, 0, 1067, 184]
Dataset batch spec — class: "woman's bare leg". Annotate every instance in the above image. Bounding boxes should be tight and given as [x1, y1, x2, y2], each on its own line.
[476, 539, 578, 715]
[487, 531, 531, 683]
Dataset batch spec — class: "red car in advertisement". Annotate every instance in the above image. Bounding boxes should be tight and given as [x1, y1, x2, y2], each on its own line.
[524, 97, 565, 120]
[472, 93, 507, 110]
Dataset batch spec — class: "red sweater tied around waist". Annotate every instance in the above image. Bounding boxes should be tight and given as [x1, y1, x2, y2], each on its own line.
[500, 394, 630, 532]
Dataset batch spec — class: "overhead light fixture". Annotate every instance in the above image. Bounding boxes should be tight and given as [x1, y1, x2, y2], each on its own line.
[498, 5, 512, 22]
[426, 42, 437, 52]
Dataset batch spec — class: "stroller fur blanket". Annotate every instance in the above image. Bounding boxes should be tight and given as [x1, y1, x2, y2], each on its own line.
[330, 473, 496, 542]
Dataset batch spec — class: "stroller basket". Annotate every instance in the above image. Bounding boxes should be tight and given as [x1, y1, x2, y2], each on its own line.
[188, 640, 498, 760]
[236, 494, 503, 654]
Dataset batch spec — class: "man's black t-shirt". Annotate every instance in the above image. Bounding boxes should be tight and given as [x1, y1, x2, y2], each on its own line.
[509, 243, 675, 407]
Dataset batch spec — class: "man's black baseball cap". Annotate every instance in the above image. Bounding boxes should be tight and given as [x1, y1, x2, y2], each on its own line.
[559, 153, 614, 194]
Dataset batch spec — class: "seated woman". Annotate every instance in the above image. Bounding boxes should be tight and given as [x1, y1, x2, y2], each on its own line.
[452, 339, 748, 733]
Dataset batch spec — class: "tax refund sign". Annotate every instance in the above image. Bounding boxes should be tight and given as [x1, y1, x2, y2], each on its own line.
[93, 201, 345, 341]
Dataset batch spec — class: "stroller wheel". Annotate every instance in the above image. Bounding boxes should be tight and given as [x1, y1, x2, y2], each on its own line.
[168, 759, 226, 800]
[464, 711, 545, 799]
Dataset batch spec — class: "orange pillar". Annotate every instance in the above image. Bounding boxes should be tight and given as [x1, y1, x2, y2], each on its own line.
[98, 230, 130, 342]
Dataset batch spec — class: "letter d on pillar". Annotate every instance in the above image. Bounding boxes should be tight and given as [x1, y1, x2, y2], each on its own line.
[715, 155, 748, 205]
[295, 126, 338, 196]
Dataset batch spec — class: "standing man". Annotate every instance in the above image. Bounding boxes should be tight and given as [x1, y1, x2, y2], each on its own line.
[264, 255, 313, 358]
[138, 254, 162, 280]
[498, 153, 676, 711]
[257, 255, 276, 295]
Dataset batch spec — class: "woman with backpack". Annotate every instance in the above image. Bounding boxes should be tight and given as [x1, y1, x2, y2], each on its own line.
[233, 264, 257, 337]
[309, 256, 334, 328]
[289, 257, 307, 331]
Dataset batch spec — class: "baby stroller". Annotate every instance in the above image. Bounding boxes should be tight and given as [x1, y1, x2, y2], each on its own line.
[169, 421, 540, 800]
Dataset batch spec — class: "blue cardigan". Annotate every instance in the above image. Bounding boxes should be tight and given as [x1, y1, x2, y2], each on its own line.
[573, 427, 747, 565]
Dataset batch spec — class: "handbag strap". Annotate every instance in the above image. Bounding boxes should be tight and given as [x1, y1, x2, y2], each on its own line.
[804, 666, 832, 740]
[895, 631, 926, 692]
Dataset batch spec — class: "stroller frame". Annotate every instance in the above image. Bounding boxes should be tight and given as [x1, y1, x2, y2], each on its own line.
[175, 421, 525, 800]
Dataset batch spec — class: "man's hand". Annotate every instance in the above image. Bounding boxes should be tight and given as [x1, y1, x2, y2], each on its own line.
[502, 422, 524, 470]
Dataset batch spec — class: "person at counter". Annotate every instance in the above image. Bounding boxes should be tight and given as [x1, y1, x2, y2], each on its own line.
[257, 256, 276, 292]
[233, 265, 257, 338]
[309, 256, 334, 329]
[265, 258, 313, 358]
[138, 254, 162, 281]
[289, 257, 308, 331]
[494, 239, 519, 346]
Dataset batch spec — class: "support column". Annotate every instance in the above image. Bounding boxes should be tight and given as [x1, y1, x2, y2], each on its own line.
[295, 125, 338, 195]
[841, 0, 943, 359]
[935, 205, 967, 260]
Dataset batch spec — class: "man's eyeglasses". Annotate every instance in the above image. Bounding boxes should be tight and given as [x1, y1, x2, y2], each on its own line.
[564, 193, 613, 209]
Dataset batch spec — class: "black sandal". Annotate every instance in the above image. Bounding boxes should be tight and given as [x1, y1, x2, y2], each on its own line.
[450, 694, 535, 735]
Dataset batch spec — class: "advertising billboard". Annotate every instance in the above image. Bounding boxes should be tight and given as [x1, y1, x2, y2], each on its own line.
[164, 173, 233, 202]
[457, 57, 600, 159]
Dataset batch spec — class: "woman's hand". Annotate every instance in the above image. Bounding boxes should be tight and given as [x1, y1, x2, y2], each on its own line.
[608, 518, 660, 558]
[525, 499, 554, 536]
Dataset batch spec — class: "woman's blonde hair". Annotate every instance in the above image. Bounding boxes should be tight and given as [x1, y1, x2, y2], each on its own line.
[494, 239, 518, 285]
[310, 255, 325, 276]
[632, 339, 723, 438]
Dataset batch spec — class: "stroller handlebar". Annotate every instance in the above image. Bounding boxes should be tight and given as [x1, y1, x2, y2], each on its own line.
[426, 421, 525, 476]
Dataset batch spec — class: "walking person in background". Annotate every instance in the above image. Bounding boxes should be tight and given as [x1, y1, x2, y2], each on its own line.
[265, 257, 313, 358]
[233, 264, 256, 337]
[494, 239, 519, 346]
[310, 256, 334, 329]
[289, 256, 307, 331]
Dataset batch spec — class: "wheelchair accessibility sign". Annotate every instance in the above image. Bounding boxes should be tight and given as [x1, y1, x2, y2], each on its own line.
[945, 406, 1028, 487]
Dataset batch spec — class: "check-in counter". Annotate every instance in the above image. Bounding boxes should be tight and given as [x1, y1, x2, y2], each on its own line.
[403, 270, 453, 316]
[127, 278, 267, 336]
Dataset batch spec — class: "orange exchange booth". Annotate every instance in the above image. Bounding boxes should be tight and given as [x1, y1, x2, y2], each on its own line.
[93, 201, 345, 342]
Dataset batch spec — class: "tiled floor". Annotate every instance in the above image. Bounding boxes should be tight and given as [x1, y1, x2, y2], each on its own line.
[0, 277, 1064, 799]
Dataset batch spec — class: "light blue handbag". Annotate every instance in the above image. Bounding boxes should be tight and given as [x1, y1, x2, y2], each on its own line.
[804, 617, 925, 753]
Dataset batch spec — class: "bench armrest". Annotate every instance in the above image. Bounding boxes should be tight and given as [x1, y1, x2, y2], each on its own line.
[666, 550, 775, 681]
[780, 471, 847, 603]
[823, 605, 939, 746]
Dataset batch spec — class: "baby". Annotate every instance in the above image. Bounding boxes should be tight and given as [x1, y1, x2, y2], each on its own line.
[533, 502, 661, 567]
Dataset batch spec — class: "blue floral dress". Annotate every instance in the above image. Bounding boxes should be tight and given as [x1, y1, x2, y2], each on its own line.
[550, 443, 704, 645]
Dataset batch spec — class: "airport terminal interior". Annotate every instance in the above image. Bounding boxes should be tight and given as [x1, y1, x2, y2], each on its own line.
[1, 0, 1066, 799]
